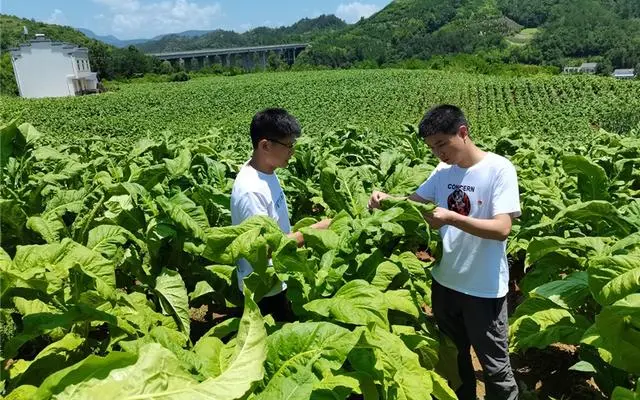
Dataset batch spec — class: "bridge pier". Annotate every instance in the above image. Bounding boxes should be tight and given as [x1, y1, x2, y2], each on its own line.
[260, 51, 267, 71]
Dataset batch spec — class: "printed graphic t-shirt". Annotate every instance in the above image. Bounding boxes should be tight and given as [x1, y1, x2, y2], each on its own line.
[231, 161, 291, 296]
[416, 152, 521, 298]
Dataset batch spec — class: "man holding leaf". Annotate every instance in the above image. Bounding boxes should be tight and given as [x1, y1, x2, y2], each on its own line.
[231, 108, 330, 320]
[369, 104, 521, 400]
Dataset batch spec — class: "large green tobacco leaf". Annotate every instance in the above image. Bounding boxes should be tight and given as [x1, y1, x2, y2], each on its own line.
[255, 366, 318, 400]
[155, 268, 190, 337]
[33, 352, 137, 400]
[524, 236, 608, 268]
[54, 293, 266, 399]
[350, 327, 455, 400]
[44, 189, 89, 219]
[103, 194, 146, 234]
[384, 164, 434, 195]
[7, 333, 86, 389]
[581, 294, 640, 374]
[611, 380, 640, 399]
[0, 247, 12, 270]
[298, 227, 341, 254]
[11, 239, 116, 290]
[530, 271, 591, 309]
[192, 336, 233, 378]
[553, 201, 637, 235]
[588, 255, 640, 306]
[509, 297, 591, 352]
[164, 148, 192, 178]
[304, 280, 389, 329]
[3, 385, 38, 400]
[562, 155, 610, 201]
[157, 192, 209, 240]
[523, 201, 637, 237]
[319, 166, 368, 217]
[54, 344, 197, 399]
[201, 216, 283, 265]
[25, 215, 65, 244]
[87, 225, 132, 259]
[310, 373, 363, 400]
[4, 304, 136, 359]
[265, 322, 361, 380]
[380, 197, 436, 223]
[1, 120, 22, 167]
[384, 289, 421, 319]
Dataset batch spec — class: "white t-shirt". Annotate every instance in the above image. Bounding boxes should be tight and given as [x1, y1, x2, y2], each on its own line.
[416, 152, 521, 298]
[231, 161, 291, 296]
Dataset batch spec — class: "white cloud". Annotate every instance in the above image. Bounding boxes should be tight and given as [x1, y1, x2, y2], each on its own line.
[336, 2, 380, 23]
[238, 23, 252, 32]
[46, 9, 68, 25]
[93, 0, 222, 38]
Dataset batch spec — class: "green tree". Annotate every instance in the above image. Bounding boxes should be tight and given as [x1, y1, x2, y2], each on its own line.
[267, 51, 286, 71]
[596, 58, 613, 76]
[0, 52, 19, 96]
[159, 60, 174, 74]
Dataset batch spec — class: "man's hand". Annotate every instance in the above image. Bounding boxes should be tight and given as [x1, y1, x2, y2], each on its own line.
[368, 191, 391, 210]
[424, 208, 514, 241]
[311, 218, 332, 230]
[423, 207, 457, 229]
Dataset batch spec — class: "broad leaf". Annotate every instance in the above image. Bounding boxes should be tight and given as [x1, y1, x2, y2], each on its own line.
[304, 280, 389, 329]
[155, 268, 191, 337]
[509, 297, 591, 352]
[265, 322, 361, 379]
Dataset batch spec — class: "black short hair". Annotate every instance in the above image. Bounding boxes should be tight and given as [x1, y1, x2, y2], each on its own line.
[250, 108, 301, 149]
[418, 104, 468, 138]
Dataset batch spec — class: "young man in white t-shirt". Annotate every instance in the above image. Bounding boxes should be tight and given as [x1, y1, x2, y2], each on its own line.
[231, 108, 330, 321]
[369, 105, 520, 400]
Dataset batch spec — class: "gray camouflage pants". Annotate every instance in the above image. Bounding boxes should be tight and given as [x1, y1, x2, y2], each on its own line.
[431, 279, 519, 400]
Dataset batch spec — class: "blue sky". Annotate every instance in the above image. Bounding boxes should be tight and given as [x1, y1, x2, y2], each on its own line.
[2, 0, 392, 39]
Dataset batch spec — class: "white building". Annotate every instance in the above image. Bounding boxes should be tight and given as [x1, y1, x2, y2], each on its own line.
[579, 62, 598, 74]
[10, 34, 99, 98]
[612, 68, 636, 80]
[562, 62, 598, 75]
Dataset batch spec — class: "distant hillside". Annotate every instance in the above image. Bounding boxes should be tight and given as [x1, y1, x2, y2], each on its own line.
[299, 0, 640, 70]
[136, 14, 347, 53]
[78, 28, 148, 48]
[0, 14, 99, 51]
[78, 29, 217, 48]
[130, 0, 639, 71]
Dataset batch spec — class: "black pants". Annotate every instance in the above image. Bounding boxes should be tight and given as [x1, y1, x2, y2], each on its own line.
[257, 289, 295, 323]
[431, 279, 519, 400]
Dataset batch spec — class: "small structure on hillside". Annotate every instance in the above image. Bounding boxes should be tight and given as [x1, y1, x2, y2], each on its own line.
[612, 68, 636, 80]
[563, 62, 599, 75]
[580, 62, 598, 74]
[9, 33, 99, 98]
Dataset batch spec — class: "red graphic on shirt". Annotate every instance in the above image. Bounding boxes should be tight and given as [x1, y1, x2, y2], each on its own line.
[447, 189, 471, 216]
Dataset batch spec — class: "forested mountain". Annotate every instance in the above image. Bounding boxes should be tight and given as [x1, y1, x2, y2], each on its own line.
[297, 0, 640, 70]
[132, 0, 639, 71]
[136, 15, 347, 53]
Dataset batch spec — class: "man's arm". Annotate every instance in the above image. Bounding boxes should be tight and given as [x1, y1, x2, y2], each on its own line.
[425, 208, 513, 241]
[369, 191, 433, 209]
[288, 218, 332, 247]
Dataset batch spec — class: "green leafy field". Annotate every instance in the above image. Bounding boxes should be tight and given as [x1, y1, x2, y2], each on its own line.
[2, 70, 640, 144]
[1, 70, 640, 399]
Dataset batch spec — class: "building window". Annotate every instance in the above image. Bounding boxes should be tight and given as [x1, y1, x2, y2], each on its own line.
[77, 60, 81, 71]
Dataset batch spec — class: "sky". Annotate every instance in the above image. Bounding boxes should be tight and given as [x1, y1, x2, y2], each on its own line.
[1, 0, 392, 40]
